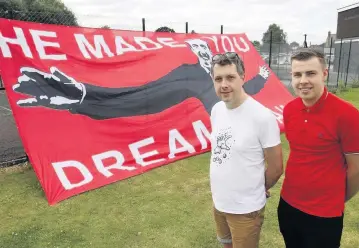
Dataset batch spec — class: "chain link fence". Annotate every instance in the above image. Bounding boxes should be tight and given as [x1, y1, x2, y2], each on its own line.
[258, 42, 292, 88]
[0, 76, 3, 89]
[0, 9, 79, 167]
[331, 38, 359, 89]
[0, 10, 358, 167]
[0, 89, 27, 168]
[0, 9, 78, 26]
[258, 37, 359, 93]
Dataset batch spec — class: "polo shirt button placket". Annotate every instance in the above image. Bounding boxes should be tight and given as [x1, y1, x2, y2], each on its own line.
[305, 108, 310, 123]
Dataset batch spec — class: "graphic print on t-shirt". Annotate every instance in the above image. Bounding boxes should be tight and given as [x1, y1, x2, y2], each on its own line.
[212, 127, 235, 166]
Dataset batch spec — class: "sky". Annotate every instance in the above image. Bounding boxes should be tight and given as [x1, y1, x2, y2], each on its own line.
[62, 0, 358, 45]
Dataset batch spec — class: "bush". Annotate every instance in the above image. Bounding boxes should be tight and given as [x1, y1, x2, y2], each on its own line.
[337, 80, 348, 93]
[328, 86, 337, 94]
[352, 80, 359, 88]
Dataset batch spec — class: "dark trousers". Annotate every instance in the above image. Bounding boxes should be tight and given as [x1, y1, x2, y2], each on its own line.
[277, 197, 344, 248]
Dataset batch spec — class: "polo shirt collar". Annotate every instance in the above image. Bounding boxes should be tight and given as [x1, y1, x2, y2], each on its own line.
[300, 87, 329, 113]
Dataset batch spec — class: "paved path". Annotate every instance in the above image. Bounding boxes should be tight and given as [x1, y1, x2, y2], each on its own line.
[0, 90, 26, 166]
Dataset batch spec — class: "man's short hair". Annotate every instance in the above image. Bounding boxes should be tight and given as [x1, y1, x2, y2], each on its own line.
[291, 48, 327, 68]
[210, 52, 245, 77]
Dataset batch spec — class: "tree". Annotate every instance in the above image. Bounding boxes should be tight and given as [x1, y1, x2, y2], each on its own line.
[251, 40, 261, 51]
[0, 0, 78, 26]
[155, 26, 175, 33]
[262, 24, 287, 44]
[290, 41, 300, 48]
[101, 25, 110, 29]
[260, 24, 291, 54]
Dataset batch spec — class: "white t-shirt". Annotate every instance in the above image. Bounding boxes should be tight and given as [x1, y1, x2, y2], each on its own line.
[209, 96, 281, 214]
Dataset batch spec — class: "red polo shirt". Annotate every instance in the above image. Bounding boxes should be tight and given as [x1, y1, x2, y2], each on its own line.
[281, 87, 359, 217]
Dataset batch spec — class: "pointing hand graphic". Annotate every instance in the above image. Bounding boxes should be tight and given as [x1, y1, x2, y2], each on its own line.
[13, 67, 86, 110]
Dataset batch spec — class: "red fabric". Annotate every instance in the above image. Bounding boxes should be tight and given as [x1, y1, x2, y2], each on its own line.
[0, 18, 293, 205]
[281, 87, 359, 217]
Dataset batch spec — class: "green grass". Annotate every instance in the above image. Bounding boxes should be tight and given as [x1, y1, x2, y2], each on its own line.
[1, 88, 358, 248]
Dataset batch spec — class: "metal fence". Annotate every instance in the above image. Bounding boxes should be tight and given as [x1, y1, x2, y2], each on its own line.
[0, 84, 28, 167]
[259, 37, 359, 90]
[330, 38, 359, 88]
[258, 42, 292, 88]
[0, 9, 78, 26]
[0, 10, 358, 167]
[1, 9, 357, 88]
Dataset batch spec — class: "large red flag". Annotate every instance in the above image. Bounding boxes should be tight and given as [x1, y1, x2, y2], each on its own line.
[0, 18, 293, 205]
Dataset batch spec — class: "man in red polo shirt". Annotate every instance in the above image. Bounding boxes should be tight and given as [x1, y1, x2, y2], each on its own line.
[278, 48, 359, 248]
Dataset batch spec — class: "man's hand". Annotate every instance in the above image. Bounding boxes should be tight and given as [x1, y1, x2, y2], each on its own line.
[13, 67, 86, 110]
[259, 65, 270, 79]
[345, 154, 359, 202]
[266, 190, 271, 198]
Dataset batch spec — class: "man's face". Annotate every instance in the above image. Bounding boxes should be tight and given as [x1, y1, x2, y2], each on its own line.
[186, 39, 212, 66]
[212, 63, 244, 107]
[291, 57, 327, 105]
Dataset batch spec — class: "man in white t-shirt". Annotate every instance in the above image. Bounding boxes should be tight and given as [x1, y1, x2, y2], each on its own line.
[209, 52, 283, 248]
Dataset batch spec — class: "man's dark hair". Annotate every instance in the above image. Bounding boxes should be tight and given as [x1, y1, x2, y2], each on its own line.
[155, 26, 175, 33]
[291, 48, 327, 68]
[210, 53, 245, 77]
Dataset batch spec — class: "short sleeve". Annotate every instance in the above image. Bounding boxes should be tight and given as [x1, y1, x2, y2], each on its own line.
[258, 110, 281, 148]
[338, 104, 359, 154]
[210, 104, 217, 129]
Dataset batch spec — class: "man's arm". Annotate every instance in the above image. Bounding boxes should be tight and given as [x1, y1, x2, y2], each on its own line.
[264, 144, 284, 191]
[74, 66, 200, 119]
[243, 65, 270, 95]
[258, 109, 284, 192]
[338, 104, 359, 202]
[13, 65, 200, 120]
[345, 154, 359, 202]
